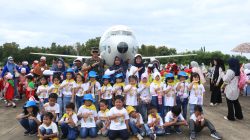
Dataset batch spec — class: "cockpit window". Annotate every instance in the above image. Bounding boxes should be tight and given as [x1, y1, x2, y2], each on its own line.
[110, 30, 132, 36]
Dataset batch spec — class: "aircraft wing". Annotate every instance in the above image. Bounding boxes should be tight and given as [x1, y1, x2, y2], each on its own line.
[30, 52, 91, 59]
[142, 54, 197, 60]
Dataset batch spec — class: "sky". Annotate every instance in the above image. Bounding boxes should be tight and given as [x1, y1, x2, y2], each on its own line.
[0, 0, 250, 57]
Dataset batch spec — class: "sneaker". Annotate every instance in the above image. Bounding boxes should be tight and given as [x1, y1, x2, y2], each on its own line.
[23, 131, 30, 136]
[223, 116, 228, 120]
[210, 103, 214, 106]
[190, 133, 196, 140]
[153, 134, 157, 140]
[211, 132, 222, 140]
[175, 128, 182, 134]
[136, 134, 143, 140]
[97, 130, 102, 135]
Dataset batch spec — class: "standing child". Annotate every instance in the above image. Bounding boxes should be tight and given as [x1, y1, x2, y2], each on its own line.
[144, 107, 165, 140]
[25, 74, 35, 100]
[112, 73, 125, 96]
[189, 105, 222, 140]
[43, 93, 60, 123]
[60, 68, 76, 113]
[85, 71, 101, 110]
[150, 72, 164, 118]
[77, 94, 98, 138]
[37, 76, 49, 108]
[38, 112, 59, 140]
[176, 71, 189, 119]
[18, 68, 27, 99]
[75, 72, 85, 110]
[163, 106, 188, 135]
[124, 75, 139, 109]
[138, 73, 151, 122]
[16, 101, 41, 136]
[127, 106, 145, 140]
[59, 103, 78, 140]
[3, 72, 16, 107]
[188, 72, 205, 115]
[163, 73, 176, 118]
[96, 99, 110, 136]
[49, 75, 62, 117]
[108, 95, 130, 140]
[100, 75, 113, 109]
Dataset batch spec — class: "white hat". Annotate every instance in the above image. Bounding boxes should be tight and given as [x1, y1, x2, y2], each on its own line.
[5, 72, 13, 79]
[40, 56, 46, 61]
[134, 54, 142, 58]
[43, 70, 54, 76]
[22, 61, 29, 65]
[104, 69, 115, 75]
[74, 58, 82, 63]
[153, 71, 161, 80]
[8, 56, 13, 61]
[21, 68, 26, 74]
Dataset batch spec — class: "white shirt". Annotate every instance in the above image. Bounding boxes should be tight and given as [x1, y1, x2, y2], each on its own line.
[189, 83, 205, 105]
[61, 80, 77, 96]
[108, 107, 129, 130]
[124, 85, 138, 106]
[100, 85, 113, 99]
[163, 83, 176, 106]
[147, 115, 163, 127]
[175, 82, 189, 99]
[190, 113, 197, 122]
[130, 113, 144, 125]
[75, 83, 86, 97]
[165, 111, 185, 122]
[85, 81, 101, 98]
[98, 110, 109, 121]
[43, 103, 60, 122]
[39, 122, 58, 134]
[59, 113, 78, 126]
[112, 84, 125, 96]
[37, 85, 49, 99]
[150, 81, 164, 96]
[77, 106, 97, 128]
[49, 84, 61, 97]
[22, 113, 41, 122]
[138, 83, 151, 103]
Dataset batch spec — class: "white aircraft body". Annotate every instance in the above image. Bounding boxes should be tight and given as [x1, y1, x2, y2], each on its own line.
[31, 25, 196, 66]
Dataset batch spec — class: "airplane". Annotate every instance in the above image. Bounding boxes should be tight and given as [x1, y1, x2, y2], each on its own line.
[31, 25, 196, 67]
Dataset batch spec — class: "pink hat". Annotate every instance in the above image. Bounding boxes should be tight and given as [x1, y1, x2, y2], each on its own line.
[141, 72, 148, 81]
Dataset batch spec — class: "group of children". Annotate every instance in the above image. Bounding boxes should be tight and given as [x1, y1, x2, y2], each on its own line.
[7, 66, 223, 140]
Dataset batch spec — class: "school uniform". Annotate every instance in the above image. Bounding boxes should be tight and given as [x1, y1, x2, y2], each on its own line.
[150, 80, 164, 117]
[85, 81, 101, 110]
[39, 122, 58, 140]
[129, 113, 146, 136]
[112, 82, 125, 96]
[96, 109, 110, 136]
[164, 111, 185, 133]
[43, 102, 60, 122]
[189, 83, 205, 115]
[138, 82, 151, 122]
[37, 85, 49, 108]
[59, 113, 78, 140]
[163, 83, 176, 117]
[75, 82, 86, 110]
[19, 113, 41, 133]
[49, 84, 62, 116]
[124, 85, 139, 108]
[144, 114, 165, 136]
[61, 79, 76, 113]
[175, 82, 189, 119]
[100, 84, 113, 108]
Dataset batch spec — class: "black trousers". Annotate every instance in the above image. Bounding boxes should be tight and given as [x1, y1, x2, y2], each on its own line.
[108, 129, 129, 140]
[210, 85, 222, 104]
[189, 119, 216, 134]
[226, 98, 243, 121]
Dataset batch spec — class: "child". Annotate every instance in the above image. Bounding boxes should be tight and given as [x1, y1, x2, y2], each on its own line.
[96, 99, 110, 136]
[16, 101, 41, 136]
[144, 107, 165, 140]
[163, 73, 176, 118]
[77, 94, 98, 138]
[176, 71, 189, 119]
[3, 72, 16, 107]
[127, 106, 145, 140]
[188, 72, 205, 115]
[75, 72, 85, 110]
[43, 93, 60, 122]
[38, 112, 59, 140]
[100, 75, 113, 109]
[18, 68, 27, 99]
[138, 73, 151, 122]
[189, 105, 222, 140]
[163, 106, 188, 135]
[49, 75, 62, 117]
[60, 68, 76, 113]
[150, 72, 164, 118]
[108, 95, 129, 140]
[124, 75, 139, 109]
[112, 73, 125, 96]
[85, 71, 101, 110]
[25, 73, 35, 100]
[37, 76, 49, 108]
[59, 102, 78, 140]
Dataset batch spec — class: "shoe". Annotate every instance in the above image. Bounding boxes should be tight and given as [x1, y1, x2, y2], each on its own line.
[165, 129, 171, 135]
[23, 131, 30, 136]
[154, 134, 157, 140]
[190, 133, 196, 140]
[210, 103, 214, 106]
[175, 128, 182, 134]
[214, 103, 218, 106]
[136, 134, 143, 140]
[211, 132, 222, 140]
[97, 130, 101, 135]
[149, 134, 155, 140]
[29, 131, 37, 136]
[223, 116, 228, 120]
[13, 98, 20, 101]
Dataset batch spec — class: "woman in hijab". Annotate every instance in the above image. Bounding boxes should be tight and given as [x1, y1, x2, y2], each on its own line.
[132, 54, 145, 80]
[109, 56, 126, 84]
[190, 61, 206, 84]
[210, 58, 225, 106]
[222, 58, 243, 121]
[50, 58, 66, 73]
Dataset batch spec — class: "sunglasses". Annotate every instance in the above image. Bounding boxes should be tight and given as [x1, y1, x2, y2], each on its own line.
[92, 51, 99, 53]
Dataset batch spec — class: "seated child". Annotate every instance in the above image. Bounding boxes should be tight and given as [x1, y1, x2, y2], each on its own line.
[43, 93, 60, 122]
[145, 107, 165, 140]
[127, 106, 145, 140]
[189, 105, 222, 140]
[16, 101, 41, 136]
[163, 106, 188, 135]
[96, 99, 110, 136]
[108, 95, 130, 140]
[59, 103, 78, 140]
[38, 112, 59, 140]
[77, 94, 98, 138]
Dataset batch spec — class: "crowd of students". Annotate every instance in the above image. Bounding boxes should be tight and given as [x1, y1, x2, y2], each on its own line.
[2, 54, 240, 140]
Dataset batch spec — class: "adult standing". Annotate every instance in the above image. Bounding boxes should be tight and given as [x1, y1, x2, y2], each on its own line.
[82, 47, 106, 81]
[109, 56, 126, 84]
[190, 61, 206, 84]
[222, 58, 243, 121]
[50, 58, 66, 73]
[128, 54, 145, 81]
[33, 56, 49, 77]
[210, 58, 225, 106]
[72, 58, 83, 73]
[0, 56, 20, 99]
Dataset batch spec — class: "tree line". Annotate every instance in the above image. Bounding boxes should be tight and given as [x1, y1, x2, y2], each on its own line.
[0, 37, 248, 66]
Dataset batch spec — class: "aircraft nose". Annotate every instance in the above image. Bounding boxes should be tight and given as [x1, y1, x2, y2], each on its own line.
[117, 42, 128, 53]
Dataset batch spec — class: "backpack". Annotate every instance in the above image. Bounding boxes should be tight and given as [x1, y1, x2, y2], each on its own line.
[238, 71, 247, 90]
